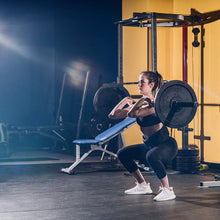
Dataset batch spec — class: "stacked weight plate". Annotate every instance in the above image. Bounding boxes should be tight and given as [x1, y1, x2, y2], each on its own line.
[174, 149, 200, 173]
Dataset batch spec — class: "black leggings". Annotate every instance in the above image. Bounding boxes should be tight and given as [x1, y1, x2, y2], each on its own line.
[117, 128, 178, 179]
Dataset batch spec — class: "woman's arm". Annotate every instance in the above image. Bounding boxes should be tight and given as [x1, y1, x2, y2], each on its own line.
[128, 97, 155, 118]
[108, 96, 135, 119]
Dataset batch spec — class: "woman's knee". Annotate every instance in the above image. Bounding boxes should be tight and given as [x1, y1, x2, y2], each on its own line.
[167, 137, 178, 159]
[117, 148, 123, 160]
[117, 147, 130, 161]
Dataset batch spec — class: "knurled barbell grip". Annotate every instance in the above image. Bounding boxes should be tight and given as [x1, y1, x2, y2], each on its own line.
[122, 80, 168, 85]
[121, 82, 138, 85]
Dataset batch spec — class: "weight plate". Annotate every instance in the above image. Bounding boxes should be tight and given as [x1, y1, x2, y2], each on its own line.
[176, 155, 200, 163]
[87, 115, 112, 138]
[176, 161, 200, 167]
[177, 149, 199, 156]
[93, 84, 130, 117]
[155, 80, 198, 128]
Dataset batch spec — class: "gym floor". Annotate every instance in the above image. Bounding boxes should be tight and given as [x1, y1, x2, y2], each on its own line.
[0, 151, 220, 220]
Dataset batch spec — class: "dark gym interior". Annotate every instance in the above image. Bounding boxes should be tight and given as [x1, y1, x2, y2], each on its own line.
[0, 0, 220, 219]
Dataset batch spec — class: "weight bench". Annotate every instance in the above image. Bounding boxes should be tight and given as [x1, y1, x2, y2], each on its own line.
[61, 117, 136, 174]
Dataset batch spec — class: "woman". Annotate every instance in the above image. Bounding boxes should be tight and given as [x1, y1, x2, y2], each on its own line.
[108, 71, 178, 202]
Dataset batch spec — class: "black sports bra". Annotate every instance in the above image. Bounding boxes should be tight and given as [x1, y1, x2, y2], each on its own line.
[136, 114, 161, 127]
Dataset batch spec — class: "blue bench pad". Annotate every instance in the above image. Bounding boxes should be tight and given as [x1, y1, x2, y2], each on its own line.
[73, 117, 136, 145]
[73, 139, 100, 144]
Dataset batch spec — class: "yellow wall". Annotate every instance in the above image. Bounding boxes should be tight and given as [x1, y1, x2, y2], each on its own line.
[122, 0, 220, 163]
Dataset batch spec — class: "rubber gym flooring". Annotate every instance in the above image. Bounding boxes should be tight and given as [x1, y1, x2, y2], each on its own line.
[0, 152, 220, 220]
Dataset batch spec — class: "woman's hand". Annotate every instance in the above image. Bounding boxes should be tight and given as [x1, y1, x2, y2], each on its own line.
[144, 97, 154, 108]
[108, 96, 135, 119]
[123, 96, 136, 106]
[127, 96, 155, 117]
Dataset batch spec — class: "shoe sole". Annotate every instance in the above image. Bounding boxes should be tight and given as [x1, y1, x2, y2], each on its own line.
[153, 195, 176, 201]
[125, 191, 153, 195]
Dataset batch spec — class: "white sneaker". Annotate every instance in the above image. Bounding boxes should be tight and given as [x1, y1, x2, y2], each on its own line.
[153, 187, 176, 201]
[125, 182, 152, 194]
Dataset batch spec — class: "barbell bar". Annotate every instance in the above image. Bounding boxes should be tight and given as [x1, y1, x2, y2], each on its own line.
[120, 80, 169, 85]
[94, 80, 198, 129]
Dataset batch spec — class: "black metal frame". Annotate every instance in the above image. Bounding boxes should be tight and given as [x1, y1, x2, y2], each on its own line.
[115, 9, 220, 158]
[116, 9, 220, 83]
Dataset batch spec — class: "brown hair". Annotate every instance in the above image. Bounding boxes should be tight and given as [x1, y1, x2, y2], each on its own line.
[140, 71, 163, 93]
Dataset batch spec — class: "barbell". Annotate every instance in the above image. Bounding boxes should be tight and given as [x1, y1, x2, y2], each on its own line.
[93, 80, 198, 129]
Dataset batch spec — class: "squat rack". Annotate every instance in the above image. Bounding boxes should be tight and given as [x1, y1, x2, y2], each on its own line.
[115, 9, 220, 159]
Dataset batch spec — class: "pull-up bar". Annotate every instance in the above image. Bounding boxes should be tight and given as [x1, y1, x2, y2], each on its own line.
[115, 9, 220, 82]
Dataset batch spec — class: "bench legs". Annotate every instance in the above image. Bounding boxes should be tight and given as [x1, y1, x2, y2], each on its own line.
[61, 144, 117, 174]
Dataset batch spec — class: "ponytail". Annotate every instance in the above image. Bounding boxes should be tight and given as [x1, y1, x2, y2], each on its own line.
[155, 71, 163, 91]
[140, 71, 163, 93]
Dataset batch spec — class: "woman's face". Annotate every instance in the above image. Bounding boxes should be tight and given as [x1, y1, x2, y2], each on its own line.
[138, 74, 154, 96]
